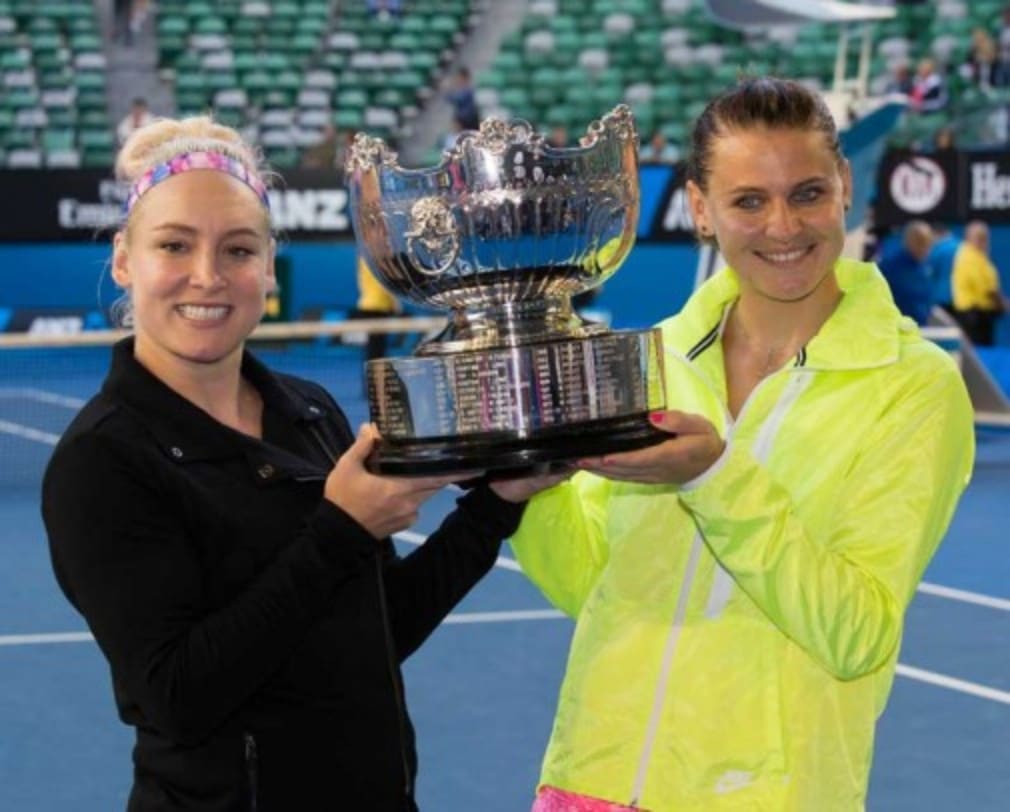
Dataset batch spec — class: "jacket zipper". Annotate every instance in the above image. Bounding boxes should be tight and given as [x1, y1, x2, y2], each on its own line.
[244, 732, 258, 812]
[628, 361, 812, 804]
[308, 423, 414, 801]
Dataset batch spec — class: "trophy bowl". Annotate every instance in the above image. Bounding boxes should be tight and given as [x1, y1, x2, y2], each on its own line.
[346, 105, 666, 475]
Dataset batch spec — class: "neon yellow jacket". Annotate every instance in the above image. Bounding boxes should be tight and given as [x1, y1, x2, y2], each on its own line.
[511, 259, 974, 811]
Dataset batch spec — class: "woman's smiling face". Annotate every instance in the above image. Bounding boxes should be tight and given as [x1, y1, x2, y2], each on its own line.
[112, 169, 275, 378]
[687, 125, 852, 307]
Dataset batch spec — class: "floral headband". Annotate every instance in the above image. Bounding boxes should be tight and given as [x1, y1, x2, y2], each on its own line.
[123, 150, 271, 215]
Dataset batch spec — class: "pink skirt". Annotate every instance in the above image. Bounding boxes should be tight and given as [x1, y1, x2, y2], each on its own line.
[531, 786, 647, 812]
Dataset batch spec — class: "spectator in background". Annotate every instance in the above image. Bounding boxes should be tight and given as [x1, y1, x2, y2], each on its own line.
[952, 221, 1008, 345]
[442, 114, 466, 151]
[960, 27, 1003, 90]
[547, 125, 568, 148]
[443, 67, 480, 131]
[861, 202, 885, 262]
[927, 222, 960, 315]
[130, 0, 151, 37]
[301, 124, 338, 170]
[878, 220, 934, 325]
[884, 62, 914, 96]
[998, 6, 1010, 82]
[932, 125, 957, 153]
[353, 254, 402, 363]
[116, 97, 155, 145]
[113, 0, 134, 44]
[334, 129, 357, 177]
[640, 130, 680, 163]
[909, 58, 948, 112]
[366, 0, 402, 20]
[302, 127, 357, 178]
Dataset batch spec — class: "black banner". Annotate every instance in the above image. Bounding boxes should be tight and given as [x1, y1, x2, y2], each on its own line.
[0, 166, 700, 244]
[0, 169, 355, 242]
[14, 152, 1010, 244]
[874, 150, 960, 226]
[874, 148, 1010, 227]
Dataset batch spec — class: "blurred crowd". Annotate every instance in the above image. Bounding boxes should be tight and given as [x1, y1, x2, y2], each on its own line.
[884, 4, 1010, 135]
[872, 219, 1009, 346]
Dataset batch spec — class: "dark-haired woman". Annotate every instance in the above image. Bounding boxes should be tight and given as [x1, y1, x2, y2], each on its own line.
[511, 77, 975, 811]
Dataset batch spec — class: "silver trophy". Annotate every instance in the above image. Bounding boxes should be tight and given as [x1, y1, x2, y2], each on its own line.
[345, 105, 666, 474]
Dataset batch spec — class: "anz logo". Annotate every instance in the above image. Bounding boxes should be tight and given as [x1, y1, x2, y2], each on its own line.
[662, 187, 695, 232]
[268, 189, 350, 232]
[638, 164, 694, 239]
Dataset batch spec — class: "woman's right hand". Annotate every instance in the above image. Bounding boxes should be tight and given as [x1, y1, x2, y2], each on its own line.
[324, 424, 478, 539]
[574, 410, 725, 485]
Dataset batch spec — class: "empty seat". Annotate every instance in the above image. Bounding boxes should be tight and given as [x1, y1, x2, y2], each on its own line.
[7, 147, 42, 167]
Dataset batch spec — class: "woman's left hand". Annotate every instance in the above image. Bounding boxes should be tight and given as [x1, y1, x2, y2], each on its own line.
[575, 410, 725, 485]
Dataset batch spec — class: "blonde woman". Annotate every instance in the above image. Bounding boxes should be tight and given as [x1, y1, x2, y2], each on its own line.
[42, 116, 559, 811]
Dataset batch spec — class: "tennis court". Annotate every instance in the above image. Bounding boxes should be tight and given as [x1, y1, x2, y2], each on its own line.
[1, 338, 1008, 810]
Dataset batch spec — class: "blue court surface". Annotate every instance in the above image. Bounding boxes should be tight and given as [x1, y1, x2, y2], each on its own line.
[1, 343, 1008, 810]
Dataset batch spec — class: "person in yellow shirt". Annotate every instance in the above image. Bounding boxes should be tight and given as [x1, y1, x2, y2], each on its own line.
[952, 220, 1007, 346]
[354, 254, 401, 361]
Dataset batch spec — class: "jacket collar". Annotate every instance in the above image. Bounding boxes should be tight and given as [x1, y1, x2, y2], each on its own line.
[102, 338, 329, 463]
[664, 257, 909, 371]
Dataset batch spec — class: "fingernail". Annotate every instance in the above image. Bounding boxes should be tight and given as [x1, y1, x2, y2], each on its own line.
[649, 412, 663, 424]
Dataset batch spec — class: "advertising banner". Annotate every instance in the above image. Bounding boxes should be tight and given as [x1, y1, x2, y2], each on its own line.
[0, 166, 699, 243]
[873, 148, 1010, 227]
[0, 170, 356, 242]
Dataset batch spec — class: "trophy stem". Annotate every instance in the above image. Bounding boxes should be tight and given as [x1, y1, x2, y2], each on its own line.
[417, 295, 605, 354]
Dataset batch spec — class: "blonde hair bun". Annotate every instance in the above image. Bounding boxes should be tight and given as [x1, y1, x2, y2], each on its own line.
[115, 115, 267, 186]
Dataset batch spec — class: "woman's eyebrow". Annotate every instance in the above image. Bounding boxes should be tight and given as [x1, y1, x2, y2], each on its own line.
[150, 224, 263, 238]
[724, 176, 829, 195]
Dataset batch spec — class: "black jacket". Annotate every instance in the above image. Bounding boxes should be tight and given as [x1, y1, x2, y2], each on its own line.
[42, 339, 525, 811]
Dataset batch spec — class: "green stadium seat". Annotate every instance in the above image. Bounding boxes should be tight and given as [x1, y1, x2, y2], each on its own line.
[81, 147, 114, 168]
[333, 108, 364, 130]
[41, 128, 74, 152]
[79, 128, 114, 151]
[69, 32, 101, 52]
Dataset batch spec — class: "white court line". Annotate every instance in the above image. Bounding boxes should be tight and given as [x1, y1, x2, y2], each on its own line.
[0, 387, 85, 409]
[7, 434, 1009, 611]
[5, 624, 1009, 707]
[918, 581, 1010, 612]
[396, 534, 1010, 611]
[395, 530, 522, 572]
[444, 609, 565, 624]
[7, 501, 1009, 706]
[896, 664, 1010, 705]
[0, 419, 60, 445]
[0, 631, 93, 646]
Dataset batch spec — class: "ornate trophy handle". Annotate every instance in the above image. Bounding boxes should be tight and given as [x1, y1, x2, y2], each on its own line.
[403, 197, 460, 277]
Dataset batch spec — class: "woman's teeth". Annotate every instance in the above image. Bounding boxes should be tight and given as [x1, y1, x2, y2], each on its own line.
[177, 305, 229, 320]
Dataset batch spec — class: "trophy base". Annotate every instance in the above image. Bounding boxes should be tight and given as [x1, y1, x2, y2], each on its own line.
[366, 328, 666, 476]
[369, 413, 667, 476]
